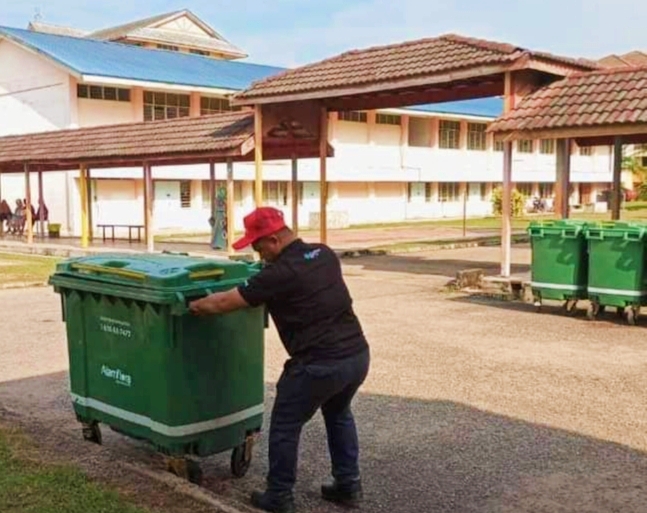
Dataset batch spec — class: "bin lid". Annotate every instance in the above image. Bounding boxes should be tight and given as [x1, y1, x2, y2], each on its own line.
[585, 221, 647, 239]
[50, 253, 257, 291]
[528, 219, 588, 236]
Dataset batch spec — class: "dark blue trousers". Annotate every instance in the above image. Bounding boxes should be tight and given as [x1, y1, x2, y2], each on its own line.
[267, 348, 370, 496]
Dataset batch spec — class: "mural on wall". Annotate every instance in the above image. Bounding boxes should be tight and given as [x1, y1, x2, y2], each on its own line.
[209, 184, 227, 250]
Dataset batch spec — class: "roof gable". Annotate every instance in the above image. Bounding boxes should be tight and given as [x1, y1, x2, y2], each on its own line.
[0, 26, 282, 91]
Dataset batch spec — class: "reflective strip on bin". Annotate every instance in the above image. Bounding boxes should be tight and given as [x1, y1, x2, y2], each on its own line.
[71, 394, 263, 437]
[587, 287, 647, 297]
[531, 282, 586, 291]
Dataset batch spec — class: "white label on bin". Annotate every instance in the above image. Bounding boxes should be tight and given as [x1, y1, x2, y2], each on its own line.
[101, 365, 132, 387]
[99, 316, 132, 338]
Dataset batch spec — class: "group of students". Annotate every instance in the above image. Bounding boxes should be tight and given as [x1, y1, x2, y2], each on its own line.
[0, 198, 48, 235]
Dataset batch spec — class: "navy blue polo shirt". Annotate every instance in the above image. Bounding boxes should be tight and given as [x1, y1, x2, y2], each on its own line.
[238, 239, 368, 362]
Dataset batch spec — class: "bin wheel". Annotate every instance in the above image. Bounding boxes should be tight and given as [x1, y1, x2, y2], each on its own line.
[563, 299, 578, 315]
[166, 457, 203, 485]
[627, 306, 640, 326]
[231, 435, 254, 478]
[587, 301, 603, 321]
[616, 307, 626, 319]
[82, 422, 102, 445]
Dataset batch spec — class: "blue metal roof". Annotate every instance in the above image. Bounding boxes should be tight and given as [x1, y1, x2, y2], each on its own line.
[0, 26, 284, 91]
[406, 97, 504, 118]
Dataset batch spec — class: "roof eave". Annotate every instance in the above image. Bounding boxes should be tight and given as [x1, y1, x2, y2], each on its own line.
[490, 123, 647, 142]
[231, 62, 516, 106]
[80, 74, 239, 95]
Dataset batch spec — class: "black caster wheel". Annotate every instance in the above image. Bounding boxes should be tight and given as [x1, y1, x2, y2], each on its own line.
[166, 457, 203, 485]
[616, 307, 626, 319]
[627, 306, 640, 326]
[231, 435, 255, 478]
[82, 421, 102, 445]
[587, 301, 604, 321]
[563, 299, 578, 316]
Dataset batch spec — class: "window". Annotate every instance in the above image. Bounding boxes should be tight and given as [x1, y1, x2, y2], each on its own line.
[579, 146, 593, 156]
[338, 111, 367, 123]
[408, 117, 431, 147]
[439, 182, 460, 201]
[517, 140, 534, 153]
[143, 91, 190, 121]
[263, 181, 288, 206]
[180, 181, 192, 208]
[540, 139, 555, 154]
[425, 183, 433, 202]
[190, 49, 210, 56]
[516, 183, 533, 196]
[494, 140, 504, 152]
[376, 113, 401, 125]
[200, 96, 239, 115]
[77, 84, 130, 102]
[642, 156, 647, 167]
[539, 183, 554, 198]
[157, 44, 179, 51]
[467, 123, 487, 151]
[439, 120, 460, 149]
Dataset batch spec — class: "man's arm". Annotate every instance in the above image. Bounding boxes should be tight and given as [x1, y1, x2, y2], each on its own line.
[189, 288, 249, 316]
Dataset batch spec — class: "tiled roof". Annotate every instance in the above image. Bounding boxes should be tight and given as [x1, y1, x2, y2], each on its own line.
[0, 26, 283, 91]
[234, 33, 600, 102]
[0, 112, 254, 171]
[28, 21, 88, 38]
[488, 67, 647, 134]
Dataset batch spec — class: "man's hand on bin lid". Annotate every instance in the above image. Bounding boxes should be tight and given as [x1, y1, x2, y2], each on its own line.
[188, 288, 249, 316]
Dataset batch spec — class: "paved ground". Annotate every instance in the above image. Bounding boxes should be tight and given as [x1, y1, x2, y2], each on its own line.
[2, 246, 647, 512]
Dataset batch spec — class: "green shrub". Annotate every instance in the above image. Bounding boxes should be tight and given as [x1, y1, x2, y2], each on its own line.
[491, 187, 526, 217]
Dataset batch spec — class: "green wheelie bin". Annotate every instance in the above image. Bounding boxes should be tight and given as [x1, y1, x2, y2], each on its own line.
[528, 219, 589, 314]
[585, 221, 647, 325]
[49, 253, 265, 484]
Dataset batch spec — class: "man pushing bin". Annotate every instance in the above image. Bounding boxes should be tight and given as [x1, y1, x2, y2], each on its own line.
[189, 206, 370, 513]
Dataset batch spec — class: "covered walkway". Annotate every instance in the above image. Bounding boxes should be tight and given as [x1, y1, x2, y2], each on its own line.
[232, 32, 600, 275]
[0, 110, 331, 253]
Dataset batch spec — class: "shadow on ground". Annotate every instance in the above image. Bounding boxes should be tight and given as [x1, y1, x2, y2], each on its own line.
[1, 372, 646, 513]
[345, 254, 530, 278]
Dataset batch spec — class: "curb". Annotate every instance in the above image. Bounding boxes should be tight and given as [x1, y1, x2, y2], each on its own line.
[0, 281, 47, 290]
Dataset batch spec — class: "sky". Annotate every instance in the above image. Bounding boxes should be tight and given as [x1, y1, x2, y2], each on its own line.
[0, 0, 645, 67]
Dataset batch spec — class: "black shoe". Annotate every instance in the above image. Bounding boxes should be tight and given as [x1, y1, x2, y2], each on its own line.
[250, 490, 296, 513]
[321, 479, 363, 508]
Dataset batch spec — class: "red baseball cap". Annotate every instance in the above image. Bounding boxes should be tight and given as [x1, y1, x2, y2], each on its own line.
[233, 207, 288, 250]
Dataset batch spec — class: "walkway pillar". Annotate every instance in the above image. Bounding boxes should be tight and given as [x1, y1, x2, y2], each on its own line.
[143, 163, 154, 252]
[79, 165, 89, 248]
[254, 105, 263, 207]
[209, 160, 216, 220]
[501, 141, 513, 277]
[555, 139, 572, 218]
[319, 107, 328, 244]
[86, 168, 93, 241]
[37, 170, 45, 238]
[291, 155, 299, 236]
[226, 158, 235, 255]
[24, 164, 33, 245]
[612, 136, 623, 220]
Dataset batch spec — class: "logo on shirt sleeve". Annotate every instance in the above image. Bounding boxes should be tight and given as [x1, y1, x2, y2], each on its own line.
[303, 248, 322, 260]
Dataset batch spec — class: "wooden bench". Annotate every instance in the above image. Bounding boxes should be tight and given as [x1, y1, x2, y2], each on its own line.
[97, 224, 144, 243]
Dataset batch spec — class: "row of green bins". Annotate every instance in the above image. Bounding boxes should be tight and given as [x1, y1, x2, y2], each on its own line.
[528, 220, 589, 314]
[49, 253, 265, 484]
[585, 221, 647, 325]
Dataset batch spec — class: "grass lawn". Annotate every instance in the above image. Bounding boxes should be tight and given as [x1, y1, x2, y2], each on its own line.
[0, 426, 151, 513]
[0, 253, 60, 285]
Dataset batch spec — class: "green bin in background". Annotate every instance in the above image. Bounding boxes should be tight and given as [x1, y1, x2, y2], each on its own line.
[528, 219, 589, 314]
[585, 221, 647, 325]
[49, 253, 265, 484]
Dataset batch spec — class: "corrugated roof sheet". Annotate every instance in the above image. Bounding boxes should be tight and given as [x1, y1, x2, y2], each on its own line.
[234, 33, 600, 102]
[0, 26, 283, 91]
[0, 111, 254, 171]
[488, 66, 647, 134]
